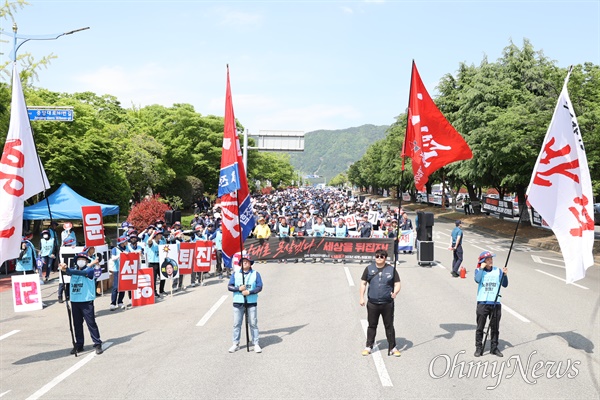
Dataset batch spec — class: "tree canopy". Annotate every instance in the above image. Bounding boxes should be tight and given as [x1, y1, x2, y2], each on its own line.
[348, 40, 600, 209]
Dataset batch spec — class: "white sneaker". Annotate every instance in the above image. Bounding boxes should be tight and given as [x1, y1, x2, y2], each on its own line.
[190, 282, 197, 287]
[228, 344, 239, 353]
[118, 303, 124, 309]
[254, 343, 262, 353]
[110, 304, 116, 311]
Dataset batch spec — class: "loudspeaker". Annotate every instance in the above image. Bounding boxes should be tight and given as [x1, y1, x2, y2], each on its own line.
[359, 195, 365, 203]
[418, 241, 434, 263]
[416, 211, 432, 241]
[165, 210, 182, 226]
[347, 190, 352, 197]
[424, 212, 434, 227]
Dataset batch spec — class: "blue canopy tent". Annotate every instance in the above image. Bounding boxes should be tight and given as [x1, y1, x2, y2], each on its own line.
[23, 183, 119, 220]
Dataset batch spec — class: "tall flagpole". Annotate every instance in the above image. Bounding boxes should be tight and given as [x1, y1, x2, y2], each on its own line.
[396, 60, 416, 268]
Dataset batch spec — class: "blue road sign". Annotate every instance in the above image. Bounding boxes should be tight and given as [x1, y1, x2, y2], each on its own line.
[28, 108, 73, 121]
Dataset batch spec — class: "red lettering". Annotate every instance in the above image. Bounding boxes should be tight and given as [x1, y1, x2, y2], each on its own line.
[1, 139, 24, 168]
[568, 195, 595, 237]
[533, 137, 580, 187]
[0, 171, 24, 196]
[0, 226, 16, 238]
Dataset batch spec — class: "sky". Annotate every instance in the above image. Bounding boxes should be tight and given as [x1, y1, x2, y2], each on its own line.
[1, 0, 599, 134]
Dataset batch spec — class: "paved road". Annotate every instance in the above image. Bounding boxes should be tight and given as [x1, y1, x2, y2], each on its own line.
[0, 215, 598, 399]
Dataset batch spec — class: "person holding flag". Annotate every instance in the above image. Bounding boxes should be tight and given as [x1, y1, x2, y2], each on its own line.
[227, 256, 263, 353]
[59, 252, 104, 355]
[473, 251, 508, 357]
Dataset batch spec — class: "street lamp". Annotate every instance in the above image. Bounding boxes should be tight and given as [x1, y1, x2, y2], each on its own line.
[0, 22, 89, 62]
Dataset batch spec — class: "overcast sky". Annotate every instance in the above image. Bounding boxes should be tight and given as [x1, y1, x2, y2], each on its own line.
[2, 0, 598, 133]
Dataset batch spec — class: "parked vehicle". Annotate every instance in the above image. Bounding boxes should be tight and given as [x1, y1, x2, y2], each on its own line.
[594, 203, 600, 226]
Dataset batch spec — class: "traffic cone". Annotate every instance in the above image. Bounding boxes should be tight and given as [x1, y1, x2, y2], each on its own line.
[460, 266, 467, 279]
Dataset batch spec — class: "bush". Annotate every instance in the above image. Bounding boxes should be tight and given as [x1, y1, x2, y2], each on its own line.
[127, 194, 171, 230]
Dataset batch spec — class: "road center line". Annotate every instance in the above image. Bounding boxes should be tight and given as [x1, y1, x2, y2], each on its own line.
[535, 269, 589, 290]
[344, 267, 355, 287]
[0, 390, 11, 398]
[26, 342, 113, 400]
[0, 330, 19, 341]
[197, 295, 228, 326]
[360, 319, 393, 387]
[501, 304, 530, 323]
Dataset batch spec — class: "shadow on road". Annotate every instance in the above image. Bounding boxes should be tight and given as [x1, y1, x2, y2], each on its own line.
[12, 331, 146, 364]
[257, 324, 308, 348]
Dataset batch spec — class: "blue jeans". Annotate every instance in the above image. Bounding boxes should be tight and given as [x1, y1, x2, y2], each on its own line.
[232, 303, 259, 345]
[111, 271, 125, 306]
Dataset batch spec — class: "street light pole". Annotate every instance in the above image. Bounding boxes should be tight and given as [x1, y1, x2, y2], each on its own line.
[0, 22, 89, 62]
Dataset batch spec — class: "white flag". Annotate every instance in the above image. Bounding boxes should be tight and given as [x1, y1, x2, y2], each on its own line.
[526, 69, 594, 284]
[0, 63, 50, 265]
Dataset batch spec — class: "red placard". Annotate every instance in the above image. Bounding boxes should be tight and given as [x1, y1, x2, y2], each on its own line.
[178, 242, 195, 275]
[193, 240, 213, 272]
[118, 252, 140, 291]
[81, 206, 105, 247]
[132, 267, 155, 307]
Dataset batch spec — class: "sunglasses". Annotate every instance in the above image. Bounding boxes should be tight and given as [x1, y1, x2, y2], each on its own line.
[375, 255, 386, 259]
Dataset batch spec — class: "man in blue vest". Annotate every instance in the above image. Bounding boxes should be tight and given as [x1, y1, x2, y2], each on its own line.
[59, 252, 104, 355]
[227, 256, 263, 353]
[359, 249, 402, 357]
[450, 220, 464, 277]
[474, 251, 508, 357]
[16, 236, 37, 274]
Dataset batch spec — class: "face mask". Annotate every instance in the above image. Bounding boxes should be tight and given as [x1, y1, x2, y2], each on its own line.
[77, 259, 87, 268]
[157, 224, 163, 228]
[43, 235, 49, 240]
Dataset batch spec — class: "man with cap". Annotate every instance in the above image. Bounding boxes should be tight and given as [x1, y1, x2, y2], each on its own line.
[227, 255, 264, 353]
[39, 229, 56, 282]
[450, 220, 464, 277]
[474, 251, 508, 357]
[17, 235, 37, 274]
[109, 235, 130, 310]
[58, 253, 104, 355]
[147, 228, 167, 297]
[252, 217, 271, 263]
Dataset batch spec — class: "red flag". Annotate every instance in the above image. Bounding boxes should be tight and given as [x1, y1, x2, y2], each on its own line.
[402, 61, 472, 191]
[218, 65, 255, 268]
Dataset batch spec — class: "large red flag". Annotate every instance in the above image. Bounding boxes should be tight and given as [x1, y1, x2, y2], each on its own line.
[0, 63, 50, 265]
[218, 66, 255, 268]
[402, 61, 472, 191]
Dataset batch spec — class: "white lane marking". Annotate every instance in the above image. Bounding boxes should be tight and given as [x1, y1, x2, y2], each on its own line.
[196, 295, 228, 326]
[531, 255, 565, 269]
[436, 262, 447, 270]
[0, 390, 11, 398]
[434, 245, 448, 251]
[469, 243, 489, 251]
[0, 330, 19, 341]
[344, 267, 355, 287]
[535, 269, 589, 290]
[26, 342, 113, 400]
[361, 319, 393, 387]
[501, 304, 530, 323]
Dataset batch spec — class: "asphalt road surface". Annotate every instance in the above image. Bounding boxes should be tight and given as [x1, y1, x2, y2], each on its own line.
[1, 215, 598, 400]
